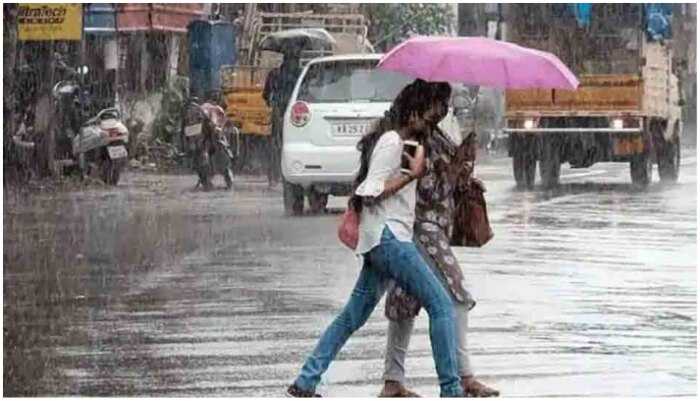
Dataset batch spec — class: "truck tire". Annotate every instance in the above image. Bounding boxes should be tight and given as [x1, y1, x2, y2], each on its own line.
[283, 180, 304, 216]
[658, 124, 681, 183]
[512, 135, 536, 190]
[539, 136, 561, 188]
[307, 188, 329, 215]
[630, 152, 652, 186]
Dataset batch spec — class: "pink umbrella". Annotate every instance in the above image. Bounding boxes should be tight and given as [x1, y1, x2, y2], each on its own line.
[377, 36, 579, 90]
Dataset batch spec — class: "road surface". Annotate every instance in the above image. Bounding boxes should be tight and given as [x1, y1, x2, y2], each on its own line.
[4, 150, 696, 397]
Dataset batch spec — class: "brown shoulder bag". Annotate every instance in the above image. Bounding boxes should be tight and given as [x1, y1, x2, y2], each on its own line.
[451, 165, 494, 247]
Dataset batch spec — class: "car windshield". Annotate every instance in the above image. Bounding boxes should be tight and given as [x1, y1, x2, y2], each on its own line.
[297, 59, 412, 103]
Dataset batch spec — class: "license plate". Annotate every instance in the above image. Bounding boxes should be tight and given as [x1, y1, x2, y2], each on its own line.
[107, 145, 128, 160]
[331, 121, 373, 137]
[185, 123, 202, 137]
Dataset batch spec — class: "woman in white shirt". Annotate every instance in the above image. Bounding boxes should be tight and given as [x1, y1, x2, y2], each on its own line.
[288, 80, 463, 398]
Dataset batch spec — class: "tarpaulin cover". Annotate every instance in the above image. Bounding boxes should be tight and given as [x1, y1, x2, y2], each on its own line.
[644, 4, 673, 41]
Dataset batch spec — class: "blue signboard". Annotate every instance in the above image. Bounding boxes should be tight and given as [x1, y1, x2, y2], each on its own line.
[85, 3, 116, 34]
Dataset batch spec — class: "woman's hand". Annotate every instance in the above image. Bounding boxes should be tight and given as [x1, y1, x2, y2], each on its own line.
[376, 144, 426, 200]
[405, 144, 426, 179]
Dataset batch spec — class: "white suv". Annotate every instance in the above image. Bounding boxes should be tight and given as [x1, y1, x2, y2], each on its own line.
[281, 54, 461, 215]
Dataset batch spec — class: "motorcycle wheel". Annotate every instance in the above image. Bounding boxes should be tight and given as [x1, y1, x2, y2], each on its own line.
[197, 152, 213, 191]
[101, 158, 122, 185]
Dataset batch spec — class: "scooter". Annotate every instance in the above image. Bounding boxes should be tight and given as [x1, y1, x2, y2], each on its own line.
[182, 100, 236, 191]
[74, 108, 129, 185]
[52, 77, 129, 185]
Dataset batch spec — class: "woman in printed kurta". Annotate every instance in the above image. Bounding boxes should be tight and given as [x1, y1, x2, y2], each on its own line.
[380, 83, 499, 398]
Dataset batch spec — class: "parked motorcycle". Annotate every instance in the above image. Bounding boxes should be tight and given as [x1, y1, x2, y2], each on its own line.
[75, 108, 129, 185]
[52, 75, 129, 185]
[182, 100, 236, 190]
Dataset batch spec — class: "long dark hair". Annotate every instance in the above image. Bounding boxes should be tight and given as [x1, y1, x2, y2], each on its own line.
[349, 79, 433, 212]
[430, 82, 451, 121]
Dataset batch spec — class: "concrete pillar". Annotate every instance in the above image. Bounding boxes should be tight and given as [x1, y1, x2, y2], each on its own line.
[139, 33, 148, 93]
[167, 35, 180, 85]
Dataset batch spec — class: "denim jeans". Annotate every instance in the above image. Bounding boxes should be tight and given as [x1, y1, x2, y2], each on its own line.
[293, 227, 462, 397]
[384, 238, 474, 382]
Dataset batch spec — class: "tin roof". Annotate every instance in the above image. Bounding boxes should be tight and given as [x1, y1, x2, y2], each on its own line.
[118, 4, 205, 33]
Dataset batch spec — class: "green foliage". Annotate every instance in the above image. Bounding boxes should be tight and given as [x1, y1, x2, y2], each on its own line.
[152, 76, 189, 144]
[365, 4, 455, 52]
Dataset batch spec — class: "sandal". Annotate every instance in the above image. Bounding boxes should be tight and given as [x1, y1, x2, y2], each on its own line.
[462, 376, 500, 397]
[379, 381, 421, 397]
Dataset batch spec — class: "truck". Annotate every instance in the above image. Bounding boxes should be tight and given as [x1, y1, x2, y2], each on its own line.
[502, 4, 683, 189]
[220, 11, 372, 173]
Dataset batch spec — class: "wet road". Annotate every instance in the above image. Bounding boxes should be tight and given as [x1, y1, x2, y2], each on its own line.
[4, 150, 697, 397]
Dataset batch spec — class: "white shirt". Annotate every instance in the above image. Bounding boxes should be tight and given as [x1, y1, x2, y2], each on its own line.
[355, 130, 417, 255]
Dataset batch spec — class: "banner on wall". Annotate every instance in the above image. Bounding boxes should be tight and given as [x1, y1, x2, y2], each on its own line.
[18, 3, 82, 41]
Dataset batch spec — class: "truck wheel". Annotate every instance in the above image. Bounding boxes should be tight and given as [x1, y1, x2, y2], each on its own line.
[630, 152, 652, 186]
[283, 180, 304, 216]
[539, 137, 561, 188]
[512, 141, 536, 190]
[307, 188, 329, 215]
[658, 125, 681, 183]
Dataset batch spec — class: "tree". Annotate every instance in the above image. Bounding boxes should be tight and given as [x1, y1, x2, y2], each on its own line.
[363, 4, 455, 52]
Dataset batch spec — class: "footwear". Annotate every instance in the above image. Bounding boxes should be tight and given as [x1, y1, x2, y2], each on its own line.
[379, 381, 421, 397]
[287, 384, 322, 397]
[462, 376, 500, 397]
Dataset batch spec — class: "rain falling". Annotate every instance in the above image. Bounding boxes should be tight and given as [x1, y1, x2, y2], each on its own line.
[3, 3, 697, 397]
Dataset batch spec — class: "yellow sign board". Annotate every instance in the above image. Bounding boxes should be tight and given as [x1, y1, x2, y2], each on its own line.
[18, 3, 82, 41]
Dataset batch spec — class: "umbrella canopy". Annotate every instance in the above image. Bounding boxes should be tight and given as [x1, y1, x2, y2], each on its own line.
[259, 28, 336, 54]
[377, 36, 579, 90]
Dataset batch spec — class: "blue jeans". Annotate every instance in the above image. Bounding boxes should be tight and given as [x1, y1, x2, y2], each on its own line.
[294, 227, 462, 397]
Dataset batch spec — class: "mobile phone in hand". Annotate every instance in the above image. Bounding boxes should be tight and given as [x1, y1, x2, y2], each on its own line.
[401, 140, 419, 174]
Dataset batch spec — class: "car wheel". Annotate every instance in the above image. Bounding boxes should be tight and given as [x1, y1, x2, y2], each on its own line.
[307, 188, 329, 215]
[283, 180, 304, 216]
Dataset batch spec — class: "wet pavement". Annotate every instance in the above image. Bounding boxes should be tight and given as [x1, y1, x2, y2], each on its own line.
[4, 149, 697, 397]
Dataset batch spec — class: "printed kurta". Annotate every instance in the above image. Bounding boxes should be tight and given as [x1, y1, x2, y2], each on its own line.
[385, 128, 476, 321]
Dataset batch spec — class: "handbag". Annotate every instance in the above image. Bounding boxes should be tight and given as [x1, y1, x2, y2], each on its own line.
[451, 168, 493, 247]
[338, 206, 360, 250]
